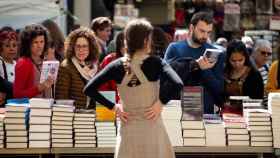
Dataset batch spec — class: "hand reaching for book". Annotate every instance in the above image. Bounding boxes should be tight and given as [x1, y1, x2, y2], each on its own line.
[114, 103, 129, 123]
[144, 100, 162, 121]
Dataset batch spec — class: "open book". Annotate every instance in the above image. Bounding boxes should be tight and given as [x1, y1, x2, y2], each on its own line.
[40, 61, 60, 83]
[203, 48, 223, 63]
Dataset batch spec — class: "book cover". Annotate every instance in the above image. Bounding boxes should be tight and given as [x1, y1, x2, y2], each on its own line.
[40, 60, 60, 83]
[203, 48, 223, 64]
[96, 91, 116, 121]
[181, 86, 203, 121]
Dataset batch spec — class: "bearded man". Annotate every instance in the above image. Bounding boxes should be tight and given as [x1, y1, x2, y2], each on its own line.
[164, 11, 225, 114]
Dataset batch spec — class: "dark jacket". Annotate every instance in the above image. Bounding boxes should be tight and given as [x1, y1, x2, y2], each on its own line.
[163, 57, 224, 113]
[0, 76, 13, 107]
[55, 59, 95, 109]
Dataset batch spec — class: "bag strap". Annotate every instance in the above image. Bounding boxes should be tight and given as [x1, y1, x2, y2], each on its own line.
[0, 58, 8, 80]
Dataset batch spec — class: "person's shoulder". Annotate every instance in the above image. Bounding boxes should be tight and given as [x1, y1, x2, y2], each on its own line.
[144, 56, 162, 66]
[103, 53, 117, 62]
[60, 59, 71, 68]
[16, 57, 33, 68]
[169, 40, 188, 48]
[248, 67, 262, 78]
[105, 57, 123, 68]
[203, 43, 216, 49]
[271, 60, 279, 68]
[17, 57, 31, 63]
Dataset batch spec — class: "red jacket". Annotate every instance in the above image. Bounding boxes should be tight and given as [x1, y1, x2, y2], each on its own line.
[99, 53, 120, 102]
[13, 57, 40, 98]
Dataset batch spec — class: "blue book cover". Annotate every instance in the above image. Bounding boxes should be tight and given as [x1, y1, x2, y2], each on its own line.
[6, 98, 30, 125]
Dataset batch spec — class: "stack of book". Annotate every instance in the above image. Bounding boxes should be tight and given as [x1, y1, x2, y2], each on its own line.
[162, 100, 183, 146]
[223, 113, 249, 146]
[181, 86, 205, 146]
[0, 108, 5, 148]
[243, 99, 263, 109]
[181, 120, 205, 146]
[268, 93, 280, 148]
[74, 110, 96, 148]
[96, 91, 116, 147]
[203, 114, 226, 146]
[5, 100, 29, 148]
[29, 98, 53, 148]
[96, 121, 116, 147]
[51, 100, 75, 148]
[245, 109, 272, 147]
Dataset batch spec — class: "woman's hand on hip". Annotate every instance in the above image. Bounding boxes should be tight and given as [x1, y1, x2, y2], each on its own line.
[114, 104, 129, 123]
[145, 100, 162, 121]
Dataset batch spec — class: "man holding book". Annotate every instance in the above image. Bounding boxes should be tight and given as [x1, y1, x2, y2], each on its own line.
[164, 11, 225, 114]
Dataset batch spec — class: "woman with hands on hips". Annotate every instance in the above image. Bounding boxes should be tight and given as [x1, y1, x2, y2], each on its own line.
[84, 19, 183, 158]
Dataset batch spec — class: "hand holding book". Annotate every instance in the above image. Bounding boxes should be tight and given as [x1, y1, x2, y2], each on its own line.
[40, 61, 60, 83]
[38, 76, 54, 92]
[196, 56, 216, 70]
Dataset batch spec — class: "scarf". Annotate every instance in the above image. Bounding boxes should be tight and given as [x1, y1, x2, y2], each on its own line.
[71, 57, 97, 108]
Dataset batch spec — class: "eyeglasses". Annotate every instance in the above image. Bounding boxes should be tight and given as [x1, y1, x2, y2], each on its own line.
[260, 51, 272, 56]
[75, 44, 89, 50]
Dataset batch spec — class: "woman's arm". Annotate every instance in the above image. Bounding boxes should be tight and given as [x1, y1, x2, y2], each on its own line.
[84, 59, 123, 109]
[159, 59, 184, 104]
[13, 59, 40, 98]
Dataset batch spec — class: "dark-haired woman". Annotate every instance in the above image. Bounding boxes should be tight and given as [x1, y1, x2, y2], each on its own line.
[13, 24, 53, 98]
[84, 19, 182, 158]
[224, 40, 264, 100]
[0, 26, 18, 104]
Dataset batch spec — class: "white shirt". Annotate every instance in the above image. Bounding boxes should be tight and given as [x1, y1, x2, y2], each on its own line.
[0, 59, 16, 83]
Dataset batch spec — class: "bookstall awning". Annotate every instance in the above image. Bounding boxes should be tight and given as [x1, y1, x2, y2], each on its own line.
[0, 0, 60, 29]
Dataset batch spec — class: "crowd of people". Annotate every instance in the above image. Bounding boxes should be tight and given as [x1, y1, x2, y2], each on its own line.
[0, 11, 277, 116]
[0, 11, 279, 158]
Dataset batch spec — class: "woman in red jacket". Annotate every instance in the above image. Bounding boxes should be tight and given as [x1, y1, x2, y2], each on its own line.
[13, 24, 54, 99]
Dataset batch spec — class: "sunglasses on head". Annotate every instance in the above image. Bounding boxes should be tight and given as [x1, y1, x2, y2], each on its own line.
[260, 51, 272, 56]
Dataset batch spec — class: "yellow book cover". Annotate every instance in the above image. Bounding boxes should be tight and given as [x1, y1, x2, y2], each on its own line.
[96, 91, 116, 121]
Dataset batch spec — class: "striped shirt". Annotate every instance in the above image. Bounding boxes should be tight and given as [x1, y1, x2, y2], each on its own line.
[258, 64, 269, 85]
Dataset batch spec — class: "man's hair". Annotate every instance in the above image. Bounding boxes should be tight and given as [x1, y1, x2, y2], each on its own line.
[90, 17, 112, 33]
[190, 12, 213, 26]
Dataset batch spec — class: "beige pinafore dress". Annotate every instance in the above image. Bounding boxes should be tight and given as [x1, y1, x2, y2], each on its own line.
[115, 57, 175, 158]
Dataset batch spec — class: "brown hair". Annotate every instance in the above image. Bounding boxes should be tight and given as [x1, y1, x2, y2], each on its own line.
[90, 17, 112, 33]
[124, 19, 153, 57]
[115, 31, 125, 58]
[19, 24, 49, 58]
[64, 27, 99, 63]
[41, 19, 65, 60]
[152, 27, 169, 58]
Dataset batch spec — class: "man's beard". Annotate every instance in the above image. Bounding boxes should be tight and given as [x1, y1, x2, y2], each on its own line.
[192, 33, 207, 45]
